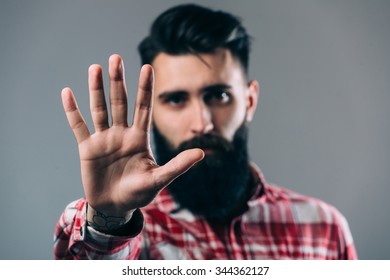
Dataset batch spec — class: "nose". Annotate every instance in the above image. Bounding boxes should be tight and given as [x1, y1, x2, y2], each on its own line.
[189, 100, 214, 136]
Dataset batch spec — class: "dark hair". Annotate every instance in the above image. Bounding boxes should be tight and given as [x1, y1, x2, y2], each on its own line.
[138, 4, 251, 74]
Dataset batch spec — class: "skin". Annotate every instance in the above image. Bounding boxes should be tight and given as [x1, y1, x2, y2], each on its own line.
[61, 51, 258, 233]
[152, 49, 258, 149]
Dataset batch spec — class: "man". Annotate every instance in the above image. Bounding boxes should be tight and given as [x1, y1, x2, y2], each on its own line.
[54, 4, 357, 259]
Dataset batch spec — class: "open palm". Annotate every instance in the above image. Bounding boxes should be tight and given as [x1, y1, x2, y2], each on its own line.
[61, 55, 203, 229]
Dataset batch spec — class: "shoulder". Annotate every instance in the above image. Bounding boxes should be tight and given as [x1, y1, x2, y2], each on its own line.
[250, 183, 349, 227]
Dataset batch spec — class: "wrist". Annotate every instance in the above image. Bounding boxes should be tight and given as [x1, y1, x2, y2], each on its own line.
[86, 204, 135, 234]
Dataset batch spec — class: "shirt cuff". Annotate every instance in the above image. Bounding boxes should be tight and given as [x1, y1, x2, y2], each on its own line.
[86, 208, 144, 239]
[72, 200, 144, 253]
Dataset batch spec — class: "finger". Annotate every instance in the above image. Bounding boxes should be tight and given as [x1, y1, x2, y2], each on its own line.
[61, 87, 90, 143]
[132, 64, 154, 132]
[152, 148, 204, 190]
[89, 64, 109, 131]
[109, 54, 128, 126]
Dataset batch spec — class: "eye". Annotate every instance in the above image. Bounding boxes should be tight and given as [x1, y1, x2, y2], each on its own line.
[162, 94, 188, 107]
[204, 91, 231, 106]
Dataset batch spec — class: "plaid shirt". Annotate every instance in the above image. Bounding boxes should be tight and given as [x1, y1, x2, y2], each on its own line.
[54, 164, 357, 260]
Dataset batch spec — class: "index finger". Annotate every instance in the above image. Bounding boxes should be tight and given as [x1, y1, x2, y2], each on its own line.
[132, 64, 154, 132]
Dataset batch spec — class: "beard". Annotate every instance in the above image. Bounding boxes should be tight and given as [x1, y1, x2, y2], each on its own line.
[152, 122, 253, 223]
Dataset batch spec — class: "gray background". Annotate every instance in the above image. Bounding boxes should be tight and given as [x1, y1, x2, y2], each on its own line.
[0, 0, 389, 259]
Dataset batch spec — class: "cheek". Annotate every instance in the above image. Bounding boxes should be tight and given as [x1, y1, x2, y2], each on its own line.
[152, 109, 187, 148]
[214, 102, 246, 141]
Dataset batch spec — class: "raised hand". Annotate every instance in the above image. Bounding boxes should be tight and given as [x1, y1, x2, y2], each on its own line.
[61, 54, 204, 232]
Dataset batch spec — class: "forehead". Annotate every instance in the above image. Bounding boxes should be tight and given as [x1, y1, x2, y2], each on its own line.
[152, 49, 246, 93]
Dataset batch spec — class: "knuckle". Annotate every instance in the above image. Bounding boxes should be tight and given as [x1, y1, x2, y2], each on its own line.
[71, 120, 85, 130]
[111, 97, 127, 107]
[91, 104, 107, 114]
[136, 102, 151, 112]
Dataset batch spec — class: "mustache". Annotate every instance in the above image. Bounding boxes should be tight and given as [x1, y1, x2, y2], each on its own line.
[177, 133, 234, 154]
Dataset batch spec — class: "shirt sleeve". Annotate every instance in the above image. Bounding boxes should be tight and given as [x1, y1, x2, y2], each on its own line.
[337, 213, 358, 260]
[54, 198, 144, 260]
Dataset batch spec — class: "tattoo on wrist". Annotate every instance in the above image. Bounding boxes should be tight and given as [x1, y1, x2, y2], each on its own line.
[88, 210, 127, 233]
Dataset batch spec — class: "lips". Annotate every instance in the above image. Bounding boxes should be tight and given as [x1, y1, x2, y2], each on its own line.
[178, 134, 233, 155]
[202, 148, 215, 155]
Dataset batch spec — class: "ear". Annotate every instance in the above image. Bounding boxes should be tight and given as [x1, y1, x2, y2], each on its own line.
[245, 80, 259, 122]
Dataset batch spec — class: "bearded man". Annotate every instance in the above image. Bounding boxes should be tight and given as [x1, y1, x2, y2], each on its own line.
[55, 4, 357, 260]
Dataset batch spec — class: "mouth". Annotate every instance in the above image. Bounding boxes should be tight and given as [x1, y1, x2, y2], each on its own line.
[202, 148, 215, 155]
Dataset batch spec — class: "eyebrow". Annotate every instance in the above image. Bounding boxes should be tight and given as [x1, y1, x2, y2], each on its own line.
[157, 90, 188, 101]
[202, 83, 232, 93]
[157, 83, 233, 100]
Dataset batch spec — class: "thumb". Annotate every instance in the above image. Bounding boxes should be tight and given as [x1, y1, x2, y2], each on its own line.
[153, 148, 204, 189]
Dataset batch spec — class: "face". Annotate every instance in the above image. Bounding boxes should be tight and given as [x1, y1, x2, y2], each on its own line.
[151, 49, 259, 221]
[152, 48, 258, 149]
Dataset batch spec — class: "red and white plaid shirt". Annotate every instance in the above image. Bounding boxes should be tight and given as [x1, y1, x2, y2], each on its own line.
[54, 164, 357, 260]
